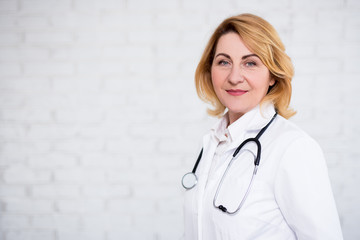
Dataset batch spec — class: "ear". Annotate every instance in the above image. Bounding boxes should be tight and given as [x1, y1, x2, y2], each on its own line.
[269, 78, 275, 86]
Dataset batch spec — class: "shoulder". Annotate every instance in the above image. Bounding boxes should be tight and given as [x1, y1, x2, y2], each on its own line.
[270, 115, 321, 149]
[265, 115, 325, 169]
[269, 115, 327, 172]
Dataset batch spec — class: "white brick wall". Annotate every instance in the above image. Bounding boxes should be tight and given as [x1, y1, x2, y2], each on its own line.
[0, 0, 359, 239]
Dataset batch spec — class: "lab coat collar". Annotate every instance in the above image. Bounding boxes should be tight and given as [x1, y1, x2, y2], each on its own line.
[211, 103, 276, 144]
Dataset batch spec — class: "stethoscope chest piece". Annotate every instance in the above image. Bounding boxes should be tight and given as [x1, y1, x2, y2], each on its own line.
[182, 172, 198, 189]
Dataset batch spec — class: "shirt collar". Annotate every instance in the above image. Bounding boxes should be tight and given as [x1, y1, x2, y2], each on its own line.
[211, 103, 276, 143]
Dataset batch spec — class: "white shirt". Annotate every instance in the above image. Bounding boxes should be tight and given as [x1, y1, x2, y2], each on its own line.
[184, 104, 343, 240]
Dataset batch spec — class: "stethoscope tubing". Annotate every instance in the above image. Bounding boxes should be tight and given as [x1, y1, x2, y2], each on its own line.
[192, 148, 203, 173]
[182, 112, 278, 214]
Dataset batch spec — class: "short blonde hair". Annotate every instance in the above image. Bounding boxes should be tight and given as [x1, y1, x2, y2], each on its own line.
[195, 13, 296, 119]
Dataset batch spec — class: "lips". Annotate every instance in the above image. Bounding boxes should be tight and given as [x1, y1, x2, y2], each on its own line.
[226, 89, 248, 96]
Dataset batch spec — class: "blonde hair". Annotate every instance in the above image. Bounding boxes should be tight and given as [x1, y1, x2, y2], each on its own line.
[195, 13, 296, 119]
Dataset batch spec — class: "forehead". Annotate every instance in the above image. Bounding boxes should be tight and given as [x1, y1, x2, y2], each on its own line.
[215, 32, 253, 56]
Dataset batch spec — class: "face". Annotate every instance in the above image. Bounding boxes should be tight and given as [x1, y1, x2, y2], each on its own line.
[211, 32, 275, 124]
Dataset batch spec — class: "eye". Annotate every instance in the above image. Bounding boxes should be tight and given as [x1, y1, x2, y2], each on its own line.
[245, 61, 257, 67]
[218, 60, 230, 66]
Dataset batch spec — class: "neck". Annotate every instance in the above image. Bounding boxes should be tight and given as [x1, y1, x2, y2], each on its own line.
[228, 111, 244, 126]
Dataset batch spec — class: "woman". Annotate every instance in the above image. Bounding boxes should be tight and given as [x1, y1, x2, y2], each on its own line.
[182, 14, 343, 240]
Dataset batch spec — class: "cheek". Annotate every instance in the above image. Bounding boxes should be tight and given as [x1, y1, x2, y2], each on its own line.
[250, 72, 272, 91]
[211, 68, 222, 89]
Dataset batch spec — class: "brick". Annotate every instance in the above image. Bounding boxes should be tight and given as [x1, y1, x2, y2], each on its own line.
[76, 31, 127, 45]
[56, 199, 104, 214]
[74, 0, 125, 12]
[292, 58, 341, 74]
[0, 33, 21, 44]
[134, 213, 183, 239]
[345, 25, 360, 41]
[0, 76, 51, 92]
[4, 199, 54, 214]
[129, 122, 181, 138]
[31, 185, 80, 198]
[107, 198, 156, 215]
[3, 165, 51, 184]
[54, 109, 104, 124]
[102, 45, 153, 59]
[17, 16, 49, 28]
[0, 108, 52, 122]
[127, 0, 179, 10]
[292, 25, 343, 44]
[57, 230, 105, 240]
[262, 12, 292, 30]
[82, 214, 131, 231]
[133, 185, 181, 200]
[0, 0, 18, 12]
[31, 214, 80, 230]
[0, 63, 21, 76]
[292, 0, 343, 8]
[154, 62, 179, 77]
[20, 0, 71, 12]
[24, 62, 74, 75]
[182, 0, 208, 10]
[0, 185, 27, 197]
[82, 185, 131, 198]
[0, 214, 29, 229]
[0, 141, 52, 164]
[27, 124, 79, 139]
[346, 0, 360, 7]
[104, 107, 156, 123]
[155, 44, 192, 60]
[28, 153, 77, 168]
[132, 154, 182, 170]
[107, 230, 155, 240]
[0, 47, 49, 61]
[316, 44, 360, 58]
[53, 138, 105, 153]
[25, 32, 74, 44]
[158, 137, 199, 154]
[77, 61, 126, 75]
[100, 12, 154, 28]
[156, 198, 183, 215]
[0, 93, 24, 108]
[0, 15, 16, 27]
[6, 230, 55, 240]
[317, 10, 346, 25]
[51, 76, 102, 93]
[343, 58, 360, 73]
[51, 13, 98, 28]
[105, 138, 156, 155]
[107, 168, 155, 184]
[124, 60, 155, 76]
[54, 168, 106, 184]
[79, 153, 130, 168]
[129, 30, 179, 44]
[51, 47, 102, 61]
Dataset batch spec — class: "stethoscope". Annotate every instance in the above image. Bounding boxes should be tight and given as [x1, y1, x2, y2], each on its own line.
[181, 112, 277, 214]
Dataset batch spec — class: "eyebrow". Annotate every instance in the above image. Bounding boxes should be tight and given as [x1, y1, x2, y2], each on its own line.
[214, 53, 259, 60]
[241, 53, 259, 60]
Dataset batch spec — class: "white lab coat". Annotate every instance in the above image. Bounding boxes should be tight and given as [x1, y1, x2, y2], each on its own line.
[184, 104, 343, 240]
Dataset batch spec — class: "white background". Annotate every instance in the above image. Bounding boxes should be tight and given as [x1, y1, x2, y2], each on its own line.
[0, 0, 359, 239]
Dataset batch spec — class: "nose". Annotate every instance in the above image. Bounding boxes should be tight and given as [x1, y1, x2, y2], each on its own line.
[228, 65, 245, 85]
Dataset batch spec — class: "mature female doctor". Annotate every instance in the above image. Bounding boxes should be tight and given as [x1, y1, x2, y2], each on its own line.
[182, 14, 343, 240]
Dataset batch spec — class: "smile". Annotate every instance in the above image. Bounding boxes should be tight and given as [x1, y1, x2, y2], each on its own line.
[226, 89, 248, 96]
